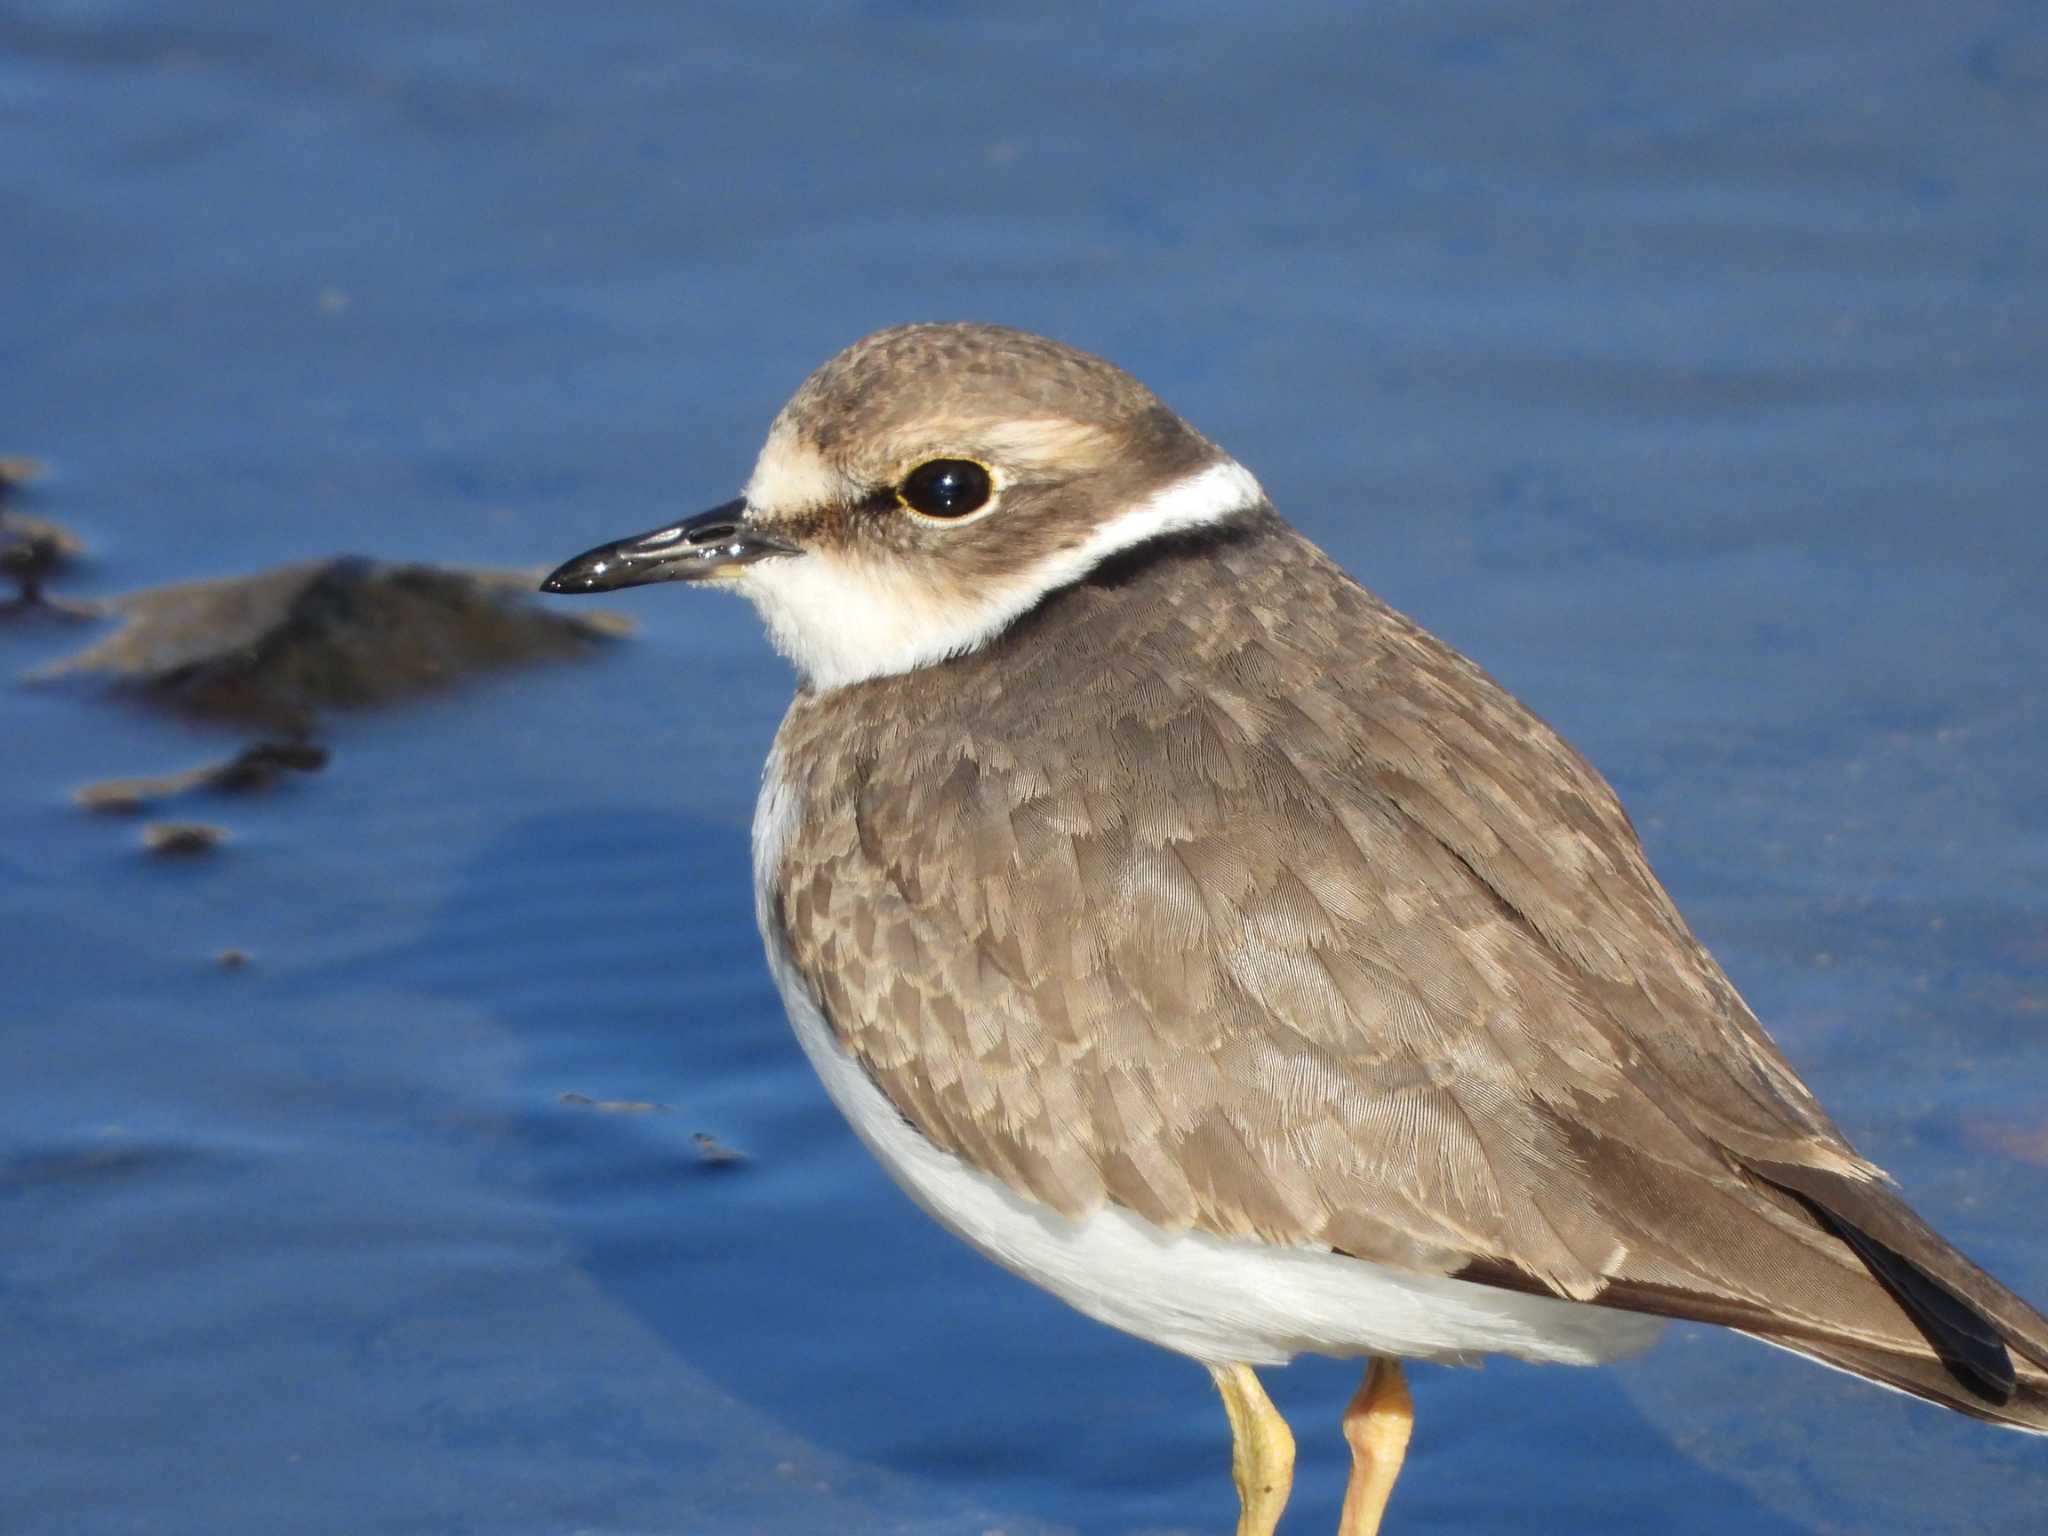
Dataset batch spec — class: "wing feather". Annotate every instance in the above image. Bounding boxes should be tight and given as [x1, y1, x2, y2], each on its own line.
[768, 511, 2048, 1425]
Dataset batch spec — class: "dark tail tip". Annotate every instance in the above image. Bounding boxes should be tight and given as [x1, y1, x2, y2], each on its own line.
[1820, 1210, 2016, 1402]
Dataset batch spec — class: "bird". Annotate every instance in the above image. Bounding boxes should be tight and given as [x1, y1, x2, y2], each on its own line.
[541, 322, 2048, 1534]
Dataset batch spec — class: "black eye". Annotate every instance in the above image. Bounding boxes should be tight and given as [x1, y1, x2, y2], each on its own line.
[896, 459, 994, 520]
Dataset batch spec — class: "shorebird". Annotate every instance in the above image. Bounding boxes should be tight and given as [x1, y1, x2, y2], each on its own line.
[543, 323, 2047, 1533]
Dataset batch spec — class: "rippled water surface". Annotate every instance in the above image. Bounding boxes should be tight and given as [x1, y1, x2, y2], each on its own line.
[6, 3, 2047, 1533]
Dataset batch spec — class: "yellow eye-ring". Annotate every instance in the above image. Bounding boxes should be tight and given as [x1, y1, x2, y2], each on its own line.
[896, 459, 995, 520]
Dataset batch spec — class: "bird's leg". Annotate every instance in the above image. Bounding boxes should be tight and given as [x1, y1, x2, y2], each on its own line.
[1336, 1357, 1412, 1536]
[1207, 1362, 1295, 1536]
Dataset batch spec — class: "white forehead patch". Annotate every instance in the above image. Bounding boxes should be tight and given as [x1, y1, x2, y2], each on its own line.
[743, 418, 857, 516]
[733, 456, 1265, 692]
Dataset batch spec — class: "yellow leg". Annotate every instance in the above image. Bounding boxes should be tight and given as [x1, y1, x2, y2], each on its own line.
[1337, 1357, 1413, 1536]
[1207, 1362, 1296, 1536]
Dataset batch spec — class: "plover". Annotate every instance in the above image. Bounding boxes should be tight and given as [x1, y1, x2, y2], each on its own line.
[543, 323, 2048, 1534]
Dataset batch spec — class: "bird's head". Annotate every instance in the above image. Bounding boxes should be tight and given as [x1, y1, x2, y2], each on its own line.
[542, 323, 1265, 690]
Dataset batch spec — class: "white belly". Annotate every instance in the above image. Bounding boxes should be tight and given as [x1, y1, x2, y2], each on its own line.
[751, 755, 1663, 1370]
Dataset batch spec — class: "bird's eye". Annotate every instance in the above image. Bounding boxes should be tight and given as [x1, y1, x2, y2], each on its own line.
[896, 459, 994, 521]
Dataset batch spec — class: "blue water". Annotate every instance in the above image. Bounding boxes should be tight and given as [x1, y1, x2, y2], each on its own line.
[6, 3, 2046, 1532]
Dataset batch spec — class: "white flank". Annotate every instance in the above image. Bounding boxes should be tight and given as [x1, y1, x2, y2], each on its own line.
[736, 457, 1268, 692]
[752, 752, 1664, 1369]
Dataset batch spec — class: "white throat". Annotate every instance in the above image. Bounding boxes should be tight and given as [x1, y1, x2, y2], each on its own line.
[734, 457, 1266, 692]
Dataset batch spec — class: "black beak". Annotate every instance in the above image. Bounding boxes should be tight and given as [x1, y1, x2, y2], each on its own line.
[539, 499, 799, 594]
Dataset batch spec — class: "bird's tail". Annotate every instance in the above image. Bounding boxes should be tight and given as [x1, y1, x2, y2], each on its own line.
[1745, 1158, 2048, 1433]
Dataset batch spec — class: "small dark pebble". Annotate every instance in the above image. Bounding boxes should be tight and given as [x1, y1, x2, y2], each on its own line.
[141, 822, 227, 856]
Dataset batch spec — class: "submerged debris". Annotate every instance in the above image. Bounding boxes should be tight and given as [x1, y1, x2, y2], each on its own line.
[560, 1090, 669, 1115]
[36, 557, 632, 732]
[141, 821, 227, 857]
[75, 741, 330, 813]
[555, 1096, 748, 1168]
[690, 1130, 748, 1168]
